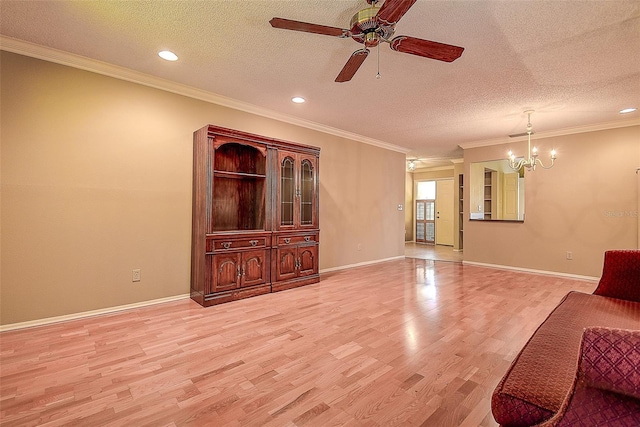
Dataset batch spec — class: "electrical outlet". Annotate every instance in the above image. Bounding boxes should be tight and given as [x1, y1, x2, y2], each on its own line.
[132, 269, 141, 282]
[357, 243, 362, 251]
[566, 251, 573, 260]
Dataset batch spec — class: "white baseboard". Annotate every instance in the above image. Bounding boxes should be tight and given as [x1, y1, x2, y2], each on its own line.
[320, 256, 405, 274]
[3, 257, 406, 331]
[4, 259, 597, 332]
[3, 258, 404, 331]
[462, 261, 599, 282]
[0, 293, 191, 332]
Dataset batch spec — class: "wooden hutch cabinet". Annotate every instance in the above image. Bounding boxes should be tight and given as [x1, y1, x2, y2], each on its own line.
[190, 125, 320, 307]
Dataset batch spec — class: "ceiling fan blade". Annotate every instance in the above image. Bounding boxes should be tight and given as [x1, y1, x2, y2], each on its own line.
[376, 0, 417, 26]
[269, 17, 350, 37]
[335, 49, 369, 82]
[389, 36, 464, 62]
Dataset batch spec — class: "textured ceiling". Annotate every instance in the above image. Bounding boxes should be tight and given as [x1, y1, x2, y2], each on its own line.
[1, 0, 639, 168]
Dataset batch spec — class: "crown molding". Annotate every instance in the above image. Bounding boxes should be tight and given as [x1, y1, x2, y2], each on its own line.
[458, 117, 640, 150]
[414, 165, 455, 172]
[0, 36, 410, 154]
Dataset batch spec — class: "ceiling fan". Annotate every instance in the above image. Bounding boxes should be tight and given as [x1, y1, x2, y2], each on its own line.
[269, 0, 464, 83]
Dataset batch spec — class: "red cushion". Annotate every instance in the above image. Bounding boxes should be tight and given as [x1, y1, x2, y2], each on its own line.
[593, 250, 640, 302]
[553, 385, 640, 426]
[491, 293, 640, 426]
[537, 328, 640, 427]
[580, 327, 640, 400]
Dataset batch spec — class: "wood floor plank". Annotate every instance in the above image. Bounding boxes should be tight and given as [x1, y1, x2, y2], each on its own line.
[0, 258, 597, 426]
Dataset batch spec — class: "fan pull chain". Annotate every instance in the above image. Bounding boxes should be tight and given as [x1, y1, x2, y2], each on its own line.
[376, 43, 381, 79]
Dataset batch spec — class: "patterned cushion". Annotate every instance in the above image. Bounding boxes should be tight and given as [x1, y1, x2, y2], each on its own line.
[550, 385, 640, 426]
[491, 380, 553, 427]
[580, 327, 640, 399]
[492, 293, 640, 427]
[534, 328, 640, 427]
[593, 250, 640, 303]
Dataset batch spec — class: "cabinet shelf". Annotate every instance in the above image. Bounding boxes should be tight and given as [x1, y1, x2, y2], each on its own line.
[213, 170, 266, 180]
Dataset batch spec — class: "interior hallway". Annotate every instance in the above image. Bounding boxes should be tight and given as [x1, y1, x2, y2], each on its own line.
[405, 242, 464, 263]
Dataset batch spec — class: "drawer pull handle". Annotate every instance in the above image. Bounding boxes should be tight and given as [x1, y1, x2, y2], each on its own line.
[222, 242, 232, 249]
[250, 240, 258, 246]
[304, 236, 311, 242]
[284, 238, 291, 244]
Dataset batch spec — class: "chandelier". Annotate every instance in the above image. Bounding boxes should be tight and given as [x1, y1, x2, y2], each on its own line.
[508, 110, 556, 171]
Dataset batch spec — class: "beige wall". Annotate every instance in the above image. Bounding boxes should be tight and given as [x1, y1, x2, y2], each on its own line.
[464, 125, 640, 277]
[412, 168, 454, 182]
[0, 52, 406, 325]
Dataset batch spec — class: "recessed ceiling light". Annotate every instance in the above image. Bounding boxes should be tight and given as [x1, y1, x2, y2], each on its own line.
[619, 107, 637, 114]
[291, 97, 305, 104]
[158, 50, 178, 61]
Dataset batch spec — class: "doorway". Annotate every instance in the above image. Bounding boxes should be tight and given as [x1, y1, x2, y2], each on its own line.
[414, 179, 454, 246]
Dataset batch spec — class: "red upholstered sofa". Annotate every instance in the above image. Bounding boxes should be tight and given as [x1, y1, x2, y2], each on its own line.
[534, 327, 640, 426]
[491, 250, 640, 426]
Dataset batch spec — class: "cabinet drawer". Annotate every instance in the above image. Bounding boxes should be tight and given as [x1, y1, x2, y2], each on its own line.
[209, 237, 267, 252]
[277, 234, 318, 246]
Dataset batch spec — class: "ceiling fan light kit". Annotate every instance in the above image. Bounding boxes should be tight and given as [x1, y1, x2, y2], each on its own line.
[269, 0, 464, 82]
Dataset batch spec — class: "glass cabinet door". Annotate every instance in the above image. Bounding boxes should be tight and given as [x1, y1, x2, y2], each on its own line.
[280, 157, 295, 226]
[300, 159, 314, 226]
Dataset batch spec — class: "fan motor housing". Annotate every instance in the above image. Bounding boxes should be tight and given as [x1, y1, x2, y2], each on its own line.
[350, 6, 395, 47]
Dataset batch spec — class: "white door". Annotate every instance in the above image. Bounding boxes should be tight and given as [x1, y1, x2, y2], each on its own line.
[502, 173, 519, 220]
[436, 180, 454, 246]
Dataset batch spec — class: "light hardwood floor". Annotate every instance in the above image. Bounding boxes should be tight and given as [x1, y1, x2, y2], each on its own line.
[0, 259, 597, 426]
[404, 243, 463, 263]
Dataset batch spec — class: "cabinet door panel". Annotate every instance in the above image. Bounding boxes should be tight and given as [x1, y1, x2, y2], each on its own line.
[275, 247, 298, 281]
[241, 250, 267, 288]
[299, 156, 318, 228]
[212, 253, 240, 292]
[298, 245, 318, 277]
[278, 151, 296, 230]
